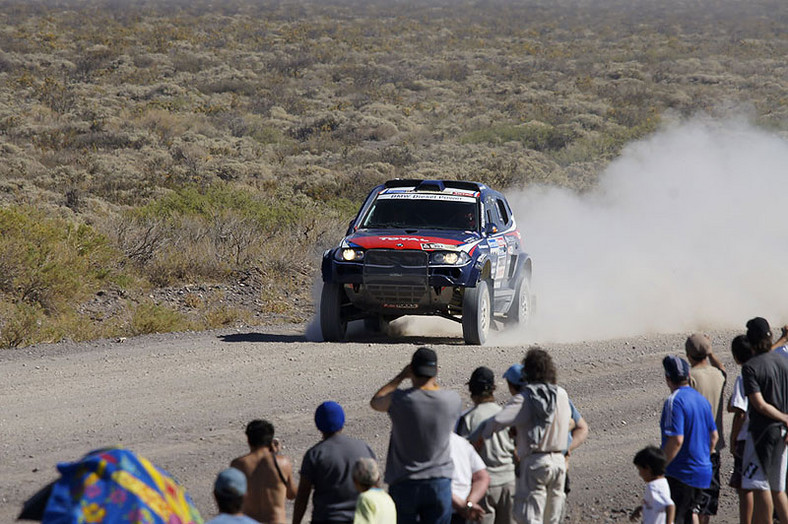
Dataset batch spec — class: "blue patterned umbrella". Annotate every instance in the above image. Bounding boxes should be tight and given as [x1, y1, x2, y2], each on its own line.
[20, 448, 203, 524]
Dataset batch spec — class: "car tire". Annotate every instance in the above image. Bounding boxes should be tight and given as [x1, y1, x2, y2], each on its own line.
[320, 282, 347, 342]
[462, 280, 491, 345]
[505, 276, 531, 327]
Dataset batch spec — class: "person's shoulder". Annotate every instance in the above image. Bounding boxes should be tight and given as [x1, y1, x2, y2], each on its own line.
[276, 453, 293, 469]
[472, 401, 502, 416]
[432, 387, 461, 400]
[230, 453, 255, 472]
[303, 438, 328, 457]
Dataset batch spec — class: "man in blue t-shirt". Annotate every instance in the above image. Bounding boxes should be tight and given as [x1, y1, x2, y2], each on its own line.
[660, 355, 718, 524]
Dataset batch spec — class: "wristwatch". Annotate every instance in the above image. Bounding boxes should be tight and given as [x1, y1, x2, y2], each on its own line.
[465, 501, 474, 513]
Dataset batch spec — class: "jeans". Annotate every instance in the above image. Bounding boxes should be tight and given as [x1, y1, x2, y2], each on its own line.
[389, 477, 452, 524]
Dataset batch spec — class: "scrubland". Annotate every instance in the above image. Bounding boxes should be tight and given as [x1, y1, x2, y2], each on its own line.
[0, 0, 785, 347]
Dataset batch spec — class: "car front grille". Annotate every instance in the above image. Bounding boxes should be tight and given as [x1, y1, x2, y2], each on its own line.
[363, 250, 429, 304]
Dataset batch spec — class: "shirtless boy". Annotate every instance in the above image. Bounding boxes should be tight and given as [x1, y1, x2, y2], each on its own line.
[231, 419, 297, 524]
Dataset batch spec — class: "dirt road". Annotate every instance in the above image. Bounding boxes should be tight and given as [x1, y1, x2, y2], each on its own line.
[0, 322, 741, 523]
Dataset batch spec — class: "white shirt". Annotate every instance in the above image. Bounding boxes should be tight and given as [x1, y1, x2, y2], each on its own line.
[730, 375, 750, 441]
[642, 477, 673, 524]
[449, 433, 486, 500]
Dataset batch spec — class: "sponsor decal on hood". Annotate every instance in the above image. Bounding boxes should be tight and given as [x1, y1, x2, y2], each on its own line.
[348, 231, 479, 250]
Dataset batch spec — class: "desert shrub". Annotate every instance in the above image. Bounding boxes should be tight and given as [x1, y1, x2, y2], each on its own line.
[111, 184, 319, 285]
[0, 302, 42, 348]
[130, 302, 188, 335]
[34, 76, 76, 114]
[462, 122, 576, 152]
[0, 207, 122, 314]
[202, 305, 249, 328]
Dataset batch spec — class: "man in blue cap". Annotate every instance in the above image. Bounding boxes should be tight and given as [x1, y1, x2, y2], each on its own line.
[293, 401, 376, 524]
[208, 467, 259, 523]
[661, 355, 718, 524]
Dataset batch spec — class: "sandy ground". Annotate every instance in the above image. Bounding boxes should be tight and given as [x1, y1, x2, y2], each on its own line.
[0, 321, 743, 523]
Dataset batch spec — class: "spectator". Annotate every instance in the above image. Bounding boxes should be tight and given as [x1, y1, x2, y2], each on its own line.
[728, 335, 754, 524]
[498, 362, 589, 522]
[741, 317, 788, 524]
[208, 468, 259, 524]
[685, 334, 726, 524]
[503, 364, 524, 397]
[231, 419, 296, 524]
[370, 346, 462, 524]
[478, 348, 572, 524]
[449, 432, 490, 524]
[630, 446, 675, 524]
[660, 355, 718, 524]
[293, 401, 376, 524]
[456, 366, 516, 524]
[352, 457, 396, 524]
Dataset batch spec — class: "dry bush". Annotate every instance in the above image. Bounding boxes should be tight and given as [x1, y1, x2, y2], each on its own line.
[131, 302, 189, 335]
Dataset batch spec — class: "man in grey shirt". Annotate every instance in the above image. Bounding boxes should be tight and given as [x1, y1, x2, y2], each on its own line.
[456, 366, 516, 524]
[371, 346, 462, 524]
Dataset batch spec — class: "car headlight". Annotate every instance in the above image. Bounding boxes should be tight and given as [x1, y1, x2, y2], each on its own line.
[430, 251, 469, 265]
[337, 248, 365, 261]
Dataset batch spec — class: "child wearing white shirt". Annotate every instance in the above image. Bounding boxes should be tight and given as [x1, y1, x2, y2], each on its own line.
[630, 446, 674, 524]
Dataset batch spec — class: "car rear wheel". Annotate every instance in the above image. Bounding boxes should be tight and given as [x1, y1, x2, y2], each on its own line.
[320, 282, 348, 342]
[462, 280, 491, 345]
[505, 276, 531, 327]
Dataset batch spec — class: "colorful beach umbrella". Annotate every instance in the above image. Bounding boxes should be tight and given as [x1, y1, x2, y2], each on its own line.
[20, 447, 203, 524]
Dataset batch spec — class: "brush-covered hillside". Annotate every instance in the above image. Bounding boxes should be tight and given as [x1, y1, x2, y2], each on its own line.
[0, 0, 785, 347]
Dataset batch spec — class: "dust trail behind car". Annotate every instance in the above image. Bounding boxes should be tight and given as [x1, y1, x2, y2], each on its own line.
[505, 116, 788, 344]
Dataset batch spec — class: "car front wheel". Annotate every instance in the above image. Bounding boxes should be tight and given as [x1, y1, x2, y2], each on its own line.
[320, 282, 348, 342]
[462, 280, 491, 345]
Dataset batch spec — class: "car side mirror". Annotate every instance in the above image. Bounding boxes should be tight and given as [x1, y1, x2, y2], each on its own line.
[484, 223, 499, 235]
[346, 219, 356, 235]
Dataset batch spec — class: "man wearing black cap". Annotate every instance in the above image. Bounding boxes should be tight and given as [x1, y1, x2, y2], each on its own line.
[371, 347, 462, 524]
[456, 367, 516, 524]
[661, 355, 718, 524]
[741, 317, 788, 524]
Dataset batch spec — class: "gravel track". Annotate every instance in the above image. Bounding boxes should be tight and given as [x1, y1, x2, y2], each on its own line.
[0, 323, 741, 523]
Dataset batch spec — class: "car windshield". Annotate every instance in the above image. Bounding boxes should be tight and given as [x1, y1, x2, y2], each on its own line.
[360, 196, 479, 231]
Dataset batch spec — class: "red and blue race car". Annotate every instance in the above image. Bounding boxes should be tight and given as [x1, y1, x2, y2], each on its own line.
[320, 179, 532, 345]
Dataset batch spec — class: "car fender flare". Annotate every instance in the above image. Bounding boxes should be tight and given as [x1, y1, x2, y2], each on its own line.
[512, 255, 533, 284]
[321, 249, 335, 282]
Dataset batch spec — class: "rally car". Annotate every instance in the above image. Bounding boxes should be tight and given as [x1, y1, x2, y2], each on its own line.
[320, 179, 532, 345]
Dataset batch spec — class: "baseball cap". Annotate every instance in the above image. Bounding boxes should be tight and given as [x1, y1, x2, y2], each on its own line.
[411, 347, 438, 377]
[685, 333, 711, 360]
[467, 366, 495, 394]
[467, 366, 495, 387]
[214, 467, 247, 497]
[502, 363, 524, 387]
[746, 317, 772, 343]
[315, 401, 345, 434]
[663, 355, 690, 383]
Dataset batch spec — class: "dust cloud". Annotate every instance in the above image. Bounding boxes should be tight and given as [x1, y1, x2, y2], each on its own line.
[504, 116, 788, 344]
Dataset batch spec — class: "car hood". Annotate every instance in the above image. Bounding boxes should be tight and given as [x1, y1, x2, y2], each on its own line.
[346, 229, 482, 251]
